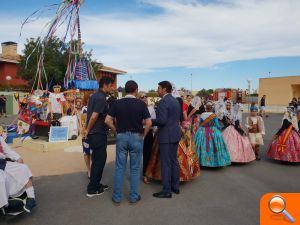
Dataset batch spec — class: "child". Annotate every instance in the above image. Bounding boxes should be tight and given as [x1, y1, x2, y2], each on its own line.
[78, 105, 91, 178]
[246, 105, 265, 160]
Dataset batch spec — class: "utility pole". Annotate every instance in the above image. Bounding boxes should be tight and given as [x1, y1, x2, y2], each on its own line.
[247, 79, 252, 112]
[190, 73, 193, 94]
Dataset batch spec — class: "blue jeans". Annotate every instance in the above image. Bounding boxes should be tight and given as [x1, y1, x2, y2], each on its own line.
[113, 132, 144, 202]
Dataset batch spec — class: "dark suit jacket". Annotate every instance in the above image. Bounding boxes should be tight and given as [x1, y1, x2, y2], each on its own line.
[152, 94, 181, 144]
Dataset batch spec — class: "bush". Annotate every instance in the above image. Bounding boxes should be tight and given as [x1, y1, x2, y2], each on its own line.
[147, 91, 159, 98]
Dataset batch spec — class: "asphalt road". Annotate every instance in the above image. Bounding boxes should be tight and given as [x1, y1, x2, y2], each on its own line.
[1, 114, 300, 225]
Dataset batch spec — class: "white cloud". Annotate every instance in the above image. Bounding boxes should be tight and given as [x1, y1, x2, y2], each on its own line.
[1, 0, 300, 73]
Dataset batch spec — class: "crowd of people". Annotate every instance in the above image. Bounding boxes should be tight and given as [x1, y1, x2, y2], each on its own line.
[1, 77, 300, 215]
[81, 78, 300, 205]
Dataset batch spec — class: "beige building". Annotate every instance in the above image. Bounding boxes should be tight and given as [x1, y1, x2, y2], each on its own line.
[259, 75, 300, 106]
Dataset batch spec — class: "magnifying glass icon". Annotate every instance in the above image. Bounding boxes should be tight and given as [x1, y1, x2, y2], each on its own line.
[268, 195, 295, 223]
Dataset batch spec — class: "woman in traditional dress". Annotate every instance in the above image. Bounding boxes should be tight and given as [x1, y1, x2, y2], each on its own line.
[138, 92, 156, 184]
[194, 102, 231, 167]
[267, 107, 300, 162]
[297, 109, 300, 131]
[177, 97, 200, 181]
[222, 101, 255, 163]
[146, 97, 200, 182]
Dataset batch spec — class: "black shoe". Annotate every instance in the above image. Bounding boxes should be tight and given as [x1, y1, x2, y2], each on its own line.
[86, 188, 104, 198]
[153, 191, 172, 198]
[4, 199, 25, 216]
[172, 189, 180, 195]
[129, 195, 141, 205]
[23, 198, 36, 213]
[256, 156, 261, 160]
[101, 184, 109, 191]
[30, 135, 39, 140]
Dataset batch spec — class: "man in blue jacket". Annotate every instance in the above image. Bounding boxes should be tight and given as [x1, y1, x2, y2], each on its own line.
[152, 81, 181, 198]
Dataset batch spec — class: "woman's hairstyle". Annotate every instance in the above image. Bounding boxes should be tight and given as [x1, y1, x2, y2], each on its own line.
[205, 101, 213, 111]
[176, 97, 184, 122]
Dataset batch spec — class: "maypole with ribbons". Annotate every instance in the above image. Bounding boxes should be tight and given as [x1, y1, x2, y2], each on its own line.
[16, 0, 99, 137]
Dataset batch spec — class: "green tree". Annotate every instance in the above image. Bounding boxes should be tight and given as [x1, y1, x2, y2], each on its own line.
[18, 37, 100, 89]
[196, 88, 214, 98]
[18, 37, 67, 88]
[147, 91, 158, 98]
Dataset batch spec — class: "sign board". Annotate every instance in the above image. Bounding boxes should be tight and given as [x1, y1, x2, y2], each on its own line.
[49, 126, 69, 143]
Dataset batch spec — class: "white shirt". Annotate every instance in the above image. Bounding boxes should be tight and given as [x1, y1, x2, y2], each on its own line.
[201, 112, 213, 121]
[0, 137, 20, 161]
[47, 93, 65, 114]
[147, 105, 156, 120]
[124, 94, 136, 99]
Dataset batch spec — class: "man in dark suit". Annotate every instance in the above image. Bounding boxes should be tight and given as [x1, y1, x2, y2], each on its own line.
[152, 81, 181, 198]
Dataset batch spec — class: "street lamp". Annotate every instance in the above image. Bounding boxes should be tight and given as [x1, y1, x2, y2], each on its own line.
[247, 79, 252, 111]
[247, 79, 252, 95]
[190, 73, 193, 93]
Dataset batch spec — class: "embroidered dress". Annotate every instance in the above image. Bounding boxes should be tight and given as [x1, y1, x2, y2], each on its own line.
[194, 112, 231, 167]
[221, 110, 255, 163]
[146, 126, 200, 182]
[267, 119, 300, 162]
[222, 126, 255, 163]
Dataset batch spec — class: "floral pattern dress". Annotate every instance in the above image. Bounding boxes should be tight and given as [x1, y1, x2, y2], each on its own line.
[146, 121, 200, 181]
[194, 112, 231, 167]
[267, 119, 300, 162]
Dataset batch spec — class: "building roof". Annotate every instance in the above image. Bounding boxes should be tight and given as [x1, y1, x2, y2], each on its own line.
[97, 64, 127, 75]
[1, 41, 17, 46]
[260, 75, 300, 80]
[215, 88, 239, 91]
[0, 56, 19, 64]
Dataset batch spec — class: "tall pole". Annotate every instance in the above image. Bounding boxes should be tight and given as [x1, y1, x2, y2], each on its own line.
[190, 73, 193, 94]
[77, 3, 82, 58]
[247, 79, 251, 112]
[268, 71, 271, 78]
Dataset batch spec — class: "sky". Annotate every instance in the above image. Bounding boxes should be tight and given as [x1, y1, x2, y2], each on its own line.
[0, 0, 300, 91]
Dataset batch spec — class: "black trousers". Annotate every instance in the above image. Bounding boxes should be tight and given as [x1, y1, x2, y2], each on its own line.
[87, 133, 107, 192]
[0, 105, 5, 114]
[160, 142, 180, 193]
[143, 130, 153, 176]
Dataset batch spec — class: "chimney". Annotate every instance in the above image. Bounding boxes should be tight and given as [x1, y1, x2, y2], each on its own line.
[1, 42, 18, 58]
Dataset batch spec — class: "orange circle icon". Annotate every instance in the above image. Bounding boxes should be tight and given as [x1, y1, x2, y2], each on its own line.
[269, 195, 285, 213]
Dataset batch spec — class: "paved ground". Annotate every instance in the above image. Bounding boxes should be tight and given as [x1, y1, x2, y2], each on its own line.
[1, 114, 300, 225]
